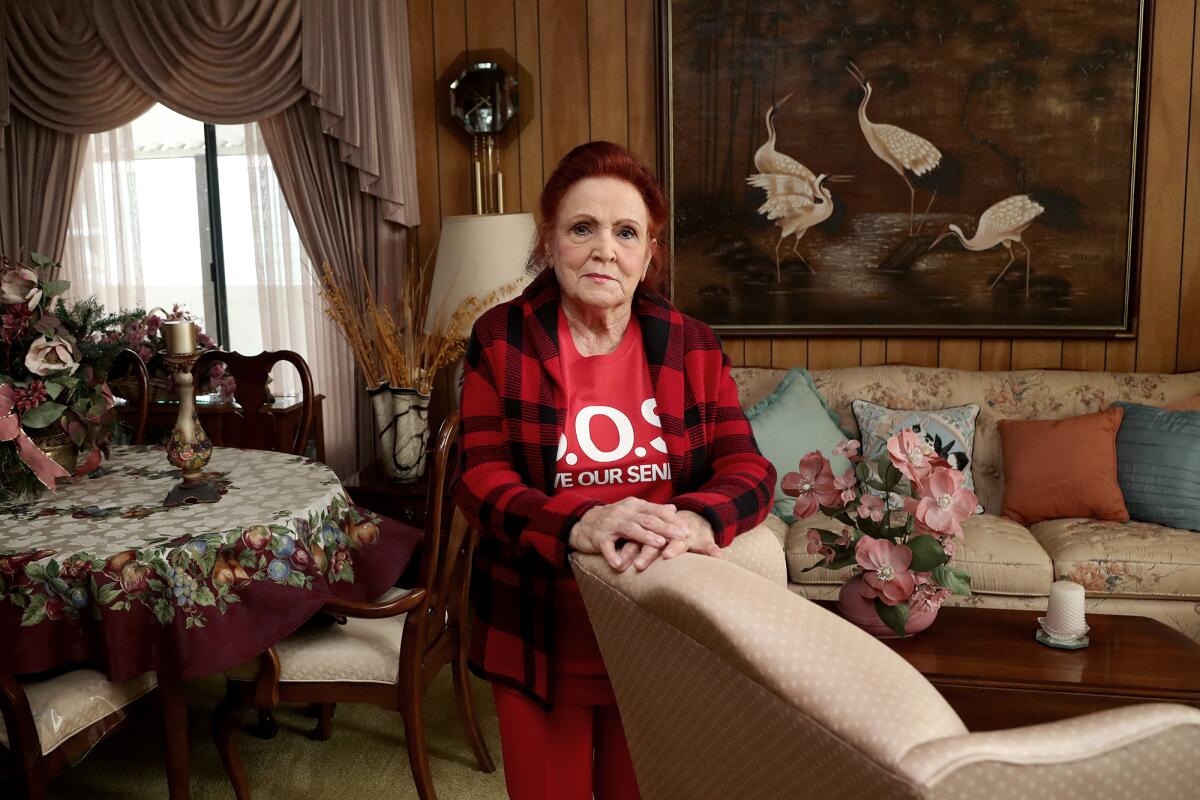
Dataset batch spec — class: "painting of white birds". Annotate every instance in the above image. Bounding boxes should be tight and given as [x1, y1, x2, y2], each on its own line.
[929, 195, 1045, 297]
[663, 1, 1145, 333]
[847, 61, 956, 235]
[929, 190, 1083, 298]
[746, 95, 850, 280]
[747, 171, 850, 279]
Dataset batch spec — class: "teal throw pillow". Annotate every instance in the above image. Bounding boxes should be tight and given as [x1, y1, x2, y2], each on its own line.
[746, 369, 851, 523]
[1113, 402, 1200, 532]
[851, 399, 983, 513]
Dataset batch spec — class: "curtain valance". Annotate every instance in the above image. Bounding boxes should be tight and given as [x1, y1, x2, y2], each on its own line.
[1, 0, 418, 226]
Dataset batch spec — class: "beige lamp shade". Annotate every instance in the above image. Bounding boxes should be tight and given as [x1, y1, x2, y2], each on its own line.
[426, 212, 536, 337]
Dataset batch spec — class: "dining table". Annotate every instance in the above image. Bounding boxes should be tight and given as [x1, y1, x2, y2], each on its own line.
[0, 444, 422, 799]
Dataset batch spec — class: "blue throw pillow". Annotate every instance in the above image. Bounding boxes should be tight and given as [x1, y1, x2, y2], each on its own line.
[746, 368, 851, 523]
[851, 399, 983, 514]
[1114, 402, 1200, 531]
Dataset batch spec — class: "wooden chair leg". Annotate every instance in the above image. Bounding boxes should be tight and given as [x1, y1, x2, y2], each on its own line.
[309, 703, 336, 741]
[247, 708, 278, 740]
[451, 653, 495, 773]
[214, 697, 254, 800]
[400, 690, 438, 800]
[20, 765, 48, 800]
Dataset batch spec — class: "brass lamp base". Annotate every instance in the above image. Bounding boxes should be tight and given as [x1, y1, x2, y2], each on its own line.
[164, 477, 221, 507]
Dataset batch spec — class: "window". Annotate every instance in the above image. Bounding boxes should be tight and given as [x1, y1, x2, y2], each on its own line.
[127, 104, 291, 351]
[69, 104, 356, 476]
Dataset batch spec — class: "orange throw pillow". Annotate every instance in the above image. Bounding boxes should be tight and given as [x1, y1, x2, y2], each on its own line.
[999, 407, 1129, 525]
[1165, 395, 1200, 411]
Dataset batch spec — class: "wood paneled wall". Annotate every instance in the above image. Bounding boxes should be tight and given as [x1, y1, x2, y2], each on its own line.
[409, 0, 1200, 379]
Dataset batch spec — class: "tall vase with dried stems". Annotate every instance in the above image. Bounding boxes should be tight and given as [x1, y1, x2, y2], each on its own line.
[318, 245, 519, 482]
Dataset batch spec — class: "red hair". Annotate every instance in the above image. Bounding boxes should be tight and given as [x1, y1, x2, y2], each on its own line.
[533, 141, 671, 291]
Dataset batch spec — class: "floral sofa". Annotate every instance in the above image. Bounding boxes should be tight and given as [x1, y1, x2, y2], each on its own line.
[730, 365, 1200, 641]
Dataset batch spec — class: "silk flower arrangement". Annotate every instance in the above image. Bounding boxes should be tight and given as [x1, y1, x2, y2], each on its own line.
[782, 430, 976, 637]
[1, 254, 143, 500]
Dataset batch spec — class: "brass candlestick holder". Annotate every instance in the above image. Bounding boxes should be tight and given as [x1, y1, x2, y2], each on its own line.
[161, 349, 219, 506]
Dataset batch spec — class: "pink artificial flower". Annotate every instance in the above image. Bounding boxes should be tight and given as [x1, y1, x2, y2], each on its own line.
[781, 450, 840, 518]
[856, 493, 885, 522]
[0, 304, 33, 344]
[137, 345, 153, 363]
[833, 468, 857, 505]
[939, 534, 957, 559]
[914, 468, 978, 536]
[833, 438, 861, 458]
[855, 536, 916, 606]
[910, 574, 951, 613]
[887, 429, 935, 484]
[216, 375, 237, 401]
[805, 529, 835, 565]
[11, 380, 47, 412]
[25, 335, 80, 376]
[0, 266, 41, 309]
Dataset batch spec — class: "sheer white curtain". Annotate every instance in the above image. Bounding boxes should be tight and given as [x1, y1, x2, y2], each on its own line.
[244, 123, 356, 477]
[64, 127, 145, 311]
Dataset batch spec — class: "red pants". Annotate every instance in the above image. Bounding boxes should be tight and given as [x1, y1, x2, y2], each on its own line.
[491, 577, 640, 800]
[492, 685, 640, 800]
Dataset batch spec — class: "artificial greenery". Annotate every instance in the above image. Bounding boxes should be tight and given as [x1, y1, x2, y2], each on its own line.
[1, 254, 142, 502]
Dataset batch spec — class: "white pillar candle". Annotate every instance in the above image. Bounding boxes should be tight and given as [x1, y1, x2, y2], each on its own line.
[1045, 580, 1087, 636]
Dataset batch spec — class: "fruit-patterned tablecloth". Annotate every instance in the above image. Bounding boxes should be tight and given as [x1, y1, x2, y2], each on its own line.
[0, 445, 420, 680]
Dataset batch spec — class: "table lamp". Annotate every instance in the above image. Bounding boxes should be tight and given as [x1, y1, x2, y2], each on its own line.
[425, 212, 536, 340]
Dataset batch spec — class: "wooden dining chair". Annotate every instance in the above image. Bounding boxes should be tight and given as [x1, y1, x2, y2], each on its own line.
[214, 411, 494, 800]
[194, 350, 314, 455]
[0, 669, 157, 799]
[108, 347, 150, 445]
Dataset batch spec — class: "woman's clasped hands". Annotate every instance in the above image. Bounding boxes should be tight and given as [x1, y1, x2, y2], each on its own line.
[568, 498, 722, 572]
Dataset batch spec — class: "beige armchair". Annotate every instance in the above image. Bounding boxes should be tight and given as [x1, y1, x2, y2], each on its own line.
[571, 551, 1200, 800]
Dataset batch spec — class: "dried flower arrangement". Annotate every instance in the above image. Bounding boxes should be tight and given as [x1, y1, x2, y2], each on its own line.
[318, 248, 519, 396]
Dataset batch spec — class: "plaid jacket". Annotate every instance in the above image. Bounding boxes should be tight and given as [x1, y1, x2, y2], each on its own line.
[452, 269, 775, 707]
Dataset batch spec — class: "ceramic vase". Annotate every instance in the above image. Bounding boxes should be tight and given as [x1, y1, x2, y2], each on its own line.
[368, 384, 431, 482]
[837, 575, 939, 638]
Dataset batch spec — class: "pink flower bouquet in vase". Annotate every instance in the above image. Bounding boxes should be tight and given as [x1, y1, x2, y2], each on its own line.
[781, 430, 977, 638]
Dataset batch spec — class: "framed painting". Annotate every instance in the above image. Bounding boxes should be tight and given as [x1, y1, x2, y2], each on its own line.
[659, 0, 1152, 336]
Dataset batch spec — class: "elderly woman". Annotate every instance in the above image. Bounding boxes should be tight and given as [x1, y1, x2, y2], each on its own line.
[453, 141, 775, 800]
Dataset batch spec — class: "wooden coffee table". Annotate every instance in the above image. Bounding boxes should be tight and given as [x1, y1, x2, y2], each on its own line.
[827, 604, 1200, 731]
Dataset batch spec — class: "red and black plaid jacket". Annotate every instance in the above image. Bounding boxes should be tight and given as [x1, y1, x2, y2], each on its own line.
[452, 269, 775, 707]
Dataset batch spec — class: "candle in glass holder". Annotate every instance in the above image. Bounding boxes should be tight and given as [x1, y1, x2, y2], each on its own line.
[163, 320, 197, 354]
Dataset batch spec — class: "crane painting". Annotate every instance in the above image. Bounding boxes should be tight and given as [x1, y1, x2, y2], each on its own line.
[666, 0, 1147, 334]
[746, 95, 851, 279]
[928, 191, 1084, 298]
[845, 61, 954, 236]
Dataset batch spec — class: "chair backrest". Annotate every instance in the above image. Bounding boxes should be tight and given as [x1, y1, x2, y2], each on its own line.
[403, 411, 478, 665]
[108, 347, 150, 445]
[571, 551, 966, 800]
[573, 552, 1200, 800]
[194, 350, 313, 455]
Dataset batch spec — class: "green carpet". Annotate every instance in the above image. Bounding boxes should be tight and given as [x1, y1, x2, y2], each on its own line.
[45, 671, 507, 799]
